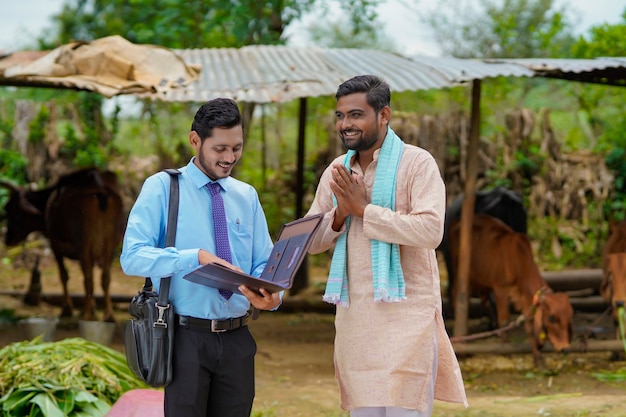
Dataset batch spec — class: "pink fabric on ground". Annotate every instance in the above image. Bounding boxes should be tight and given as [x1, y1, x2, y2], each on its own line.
[105, 389, 164, 417]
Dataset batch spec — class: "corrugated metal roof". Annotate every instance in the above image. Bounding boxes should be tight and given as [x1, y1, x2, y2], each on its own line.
[2, 38, 624, 101]
[489, 57, 626, 73]
[158, 46, 458, 103]
[161, 46, 347, 103]
[157, 46, 547, 103]
[319, 48, 454, 92]
[603, 57, 626, 66]
[490, 57, 626, 86]
[410, 56, 535, 82]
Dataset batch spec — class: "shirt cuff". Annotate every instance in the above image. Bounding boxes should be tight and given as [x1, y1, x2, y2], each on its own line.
[179, 249, 202, 272]
[271, 291, 285, 311]
[330, 206, 347, 233]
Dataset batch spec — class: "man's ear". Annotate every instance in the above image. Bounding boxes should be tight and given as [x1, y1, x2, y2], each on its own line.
[380, 106, 391, 126]
[189, 131, 200, 148]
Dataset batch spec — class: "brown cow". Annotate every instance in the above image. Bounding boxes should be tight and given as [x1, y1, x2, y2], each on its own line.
[449, 213, 574, 367]
[601, 221, 626, 329]
[0, 168, 125, 322]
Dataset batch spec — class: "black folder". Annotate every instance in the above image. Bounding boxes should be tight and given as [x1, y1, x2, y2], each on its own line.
[183, 213, 323, 294]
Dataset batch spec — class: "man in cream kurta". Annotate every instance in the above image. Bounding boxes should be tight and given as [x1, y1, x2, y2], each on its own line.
[306, 75, 467, 416]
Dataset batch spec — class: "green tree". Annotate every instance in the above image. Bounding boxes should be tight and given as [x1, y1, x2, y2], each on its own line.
[307, 0, 395, 50]
[571, 8, 626, 57]
[569, 9, 626, 221]
[565, 13, 626, 147]
[422, 0, 576, 58]
[32, 0, 388, 174]
[42, 0, 315, 48]
[305, 0, 391, 49]
[39, 0, 386, 50]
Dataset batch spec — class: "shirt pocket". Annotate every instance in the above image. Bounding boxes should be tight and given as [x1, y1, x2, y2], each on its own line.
[229, 221, 254, 270]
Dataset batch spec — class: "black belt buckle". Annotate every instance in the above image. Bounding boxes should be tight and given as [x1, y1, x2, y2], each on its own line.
[211, 319, 228, 333]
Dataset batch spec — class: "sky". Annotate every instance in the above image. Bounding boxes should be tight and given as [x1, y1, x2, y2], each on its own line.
[0, 0, 624, 56]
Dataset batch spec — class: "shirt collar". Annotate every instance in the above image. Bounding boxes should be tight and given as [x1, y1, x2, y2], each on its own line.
[186, 157, 232, 191]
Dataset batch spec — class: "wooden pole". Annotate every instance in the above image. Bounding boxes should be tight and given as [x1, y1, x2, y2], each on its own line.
[453, 79, 482, 338]
[290, 97, 309, 295]
[295, 97, 307, 220]
[453, 339, 624, 355]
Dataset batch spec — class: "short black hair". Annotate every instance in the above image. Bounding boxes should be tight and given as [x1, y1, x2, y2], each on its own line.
[335, 75, 391, 113]
[191, 98, 243, 140]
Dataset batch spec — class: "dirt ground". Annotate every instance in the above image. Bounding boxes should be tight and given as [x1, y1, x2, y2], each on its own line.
[1, 254, 626, 417]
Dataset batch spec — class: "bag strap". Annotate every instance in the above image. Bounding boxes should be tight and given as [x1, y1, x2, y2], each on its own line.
[144, 169, 181, 306]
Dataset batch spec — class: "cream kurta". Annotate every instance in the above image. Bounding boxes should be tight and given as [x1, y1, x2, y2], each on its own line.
[307, 143, 468, 412]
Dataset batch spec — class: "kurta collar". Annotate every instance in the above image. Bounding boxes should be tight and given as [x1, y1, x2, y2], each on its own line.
[349, 147, 382, 175]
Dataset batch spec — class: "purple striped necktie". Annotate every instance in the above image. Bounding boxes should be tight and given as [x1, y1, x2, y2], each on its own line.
[208, 182, 233, 300]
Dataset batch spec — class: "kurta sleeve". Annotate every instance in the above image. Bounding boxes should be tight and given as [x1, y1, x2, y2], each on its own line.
[306, 158, 346, 254]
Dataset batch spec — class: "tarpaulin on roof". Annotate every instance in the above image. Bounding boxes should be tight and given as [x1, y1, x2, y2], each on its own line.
[0, 35, 201, 97]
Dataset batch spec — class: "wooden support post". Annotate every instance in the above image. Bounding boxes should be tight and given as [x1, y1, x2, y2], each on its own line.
[291, 97, 309, 295]
[453, 79, 482, 338]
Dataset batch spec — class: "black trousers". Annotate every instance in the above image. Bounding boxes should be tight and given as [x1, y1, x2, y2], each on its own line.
[164, 322, 256, 417]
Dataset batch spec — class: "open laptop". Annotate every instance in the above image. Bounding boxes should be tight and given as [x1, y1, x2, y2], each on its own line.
[183, 213, 323, 294]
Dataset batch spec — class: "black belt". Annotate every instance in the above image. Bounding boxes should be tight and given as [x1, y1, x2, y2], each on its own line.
[177, 314, 248, 333]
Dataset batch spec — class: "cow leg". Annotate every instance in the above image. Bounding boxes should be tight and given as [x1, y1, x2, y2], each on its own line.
[23, 256, 42, 306]
[101, 260, 115, 323]
[493, 288, 511, 342]
[79, 259, 96, 321]
[610, 312, 626, 361]
[55, 253, 74, 318]
[487, 291, 499, 330]
[526, 320, 545, 368]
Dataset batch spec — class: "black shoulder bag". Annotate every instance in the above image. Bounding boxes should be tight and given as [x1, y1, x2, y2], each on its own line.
[124, 168, 181, 387]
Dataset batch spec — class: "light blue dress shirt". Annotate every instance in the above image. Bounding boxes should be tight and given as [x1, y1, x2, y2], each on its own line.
[120, 158, 274, 320]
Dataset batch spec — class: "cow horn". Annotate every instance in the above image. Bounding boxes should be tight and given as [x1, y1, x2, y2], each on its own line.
[0, 180, 19, 193]
[19, 192, 42, 216]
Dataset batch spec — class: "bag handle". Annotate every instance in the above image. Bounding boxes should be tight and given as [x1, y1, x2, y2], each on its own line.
[144, 169, 181, 306]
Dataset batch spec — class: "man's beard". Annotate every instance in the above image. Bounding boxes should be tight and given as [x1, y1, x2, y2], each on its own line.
[340, 127, 380, 151]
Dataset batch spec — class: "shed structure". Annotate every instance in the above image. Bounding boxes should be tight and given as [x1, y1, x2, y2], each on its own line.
[2, 38, 626, 334]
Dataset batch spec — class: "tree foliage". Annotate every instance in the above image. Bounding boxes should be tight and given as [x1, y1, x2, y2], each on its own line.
[422, 0, 576, 58]
[568, 8, 626, 221]
[571, 8, 626, 57]
[41, 0, 317, 49]
[39, 0, 387, 50]
[307, 20, 395, 50]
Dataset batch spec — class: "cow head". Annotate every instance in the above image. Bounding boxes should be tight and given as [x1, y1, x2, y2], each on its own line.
[0, 181, 46, 246]
[601, 252, 626, 322]
[532, 290, 573, 352]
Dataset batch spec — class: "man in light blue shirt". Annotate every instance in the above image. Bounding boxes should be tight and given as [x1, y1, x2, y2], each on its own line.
[121, 98, 280, 417]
